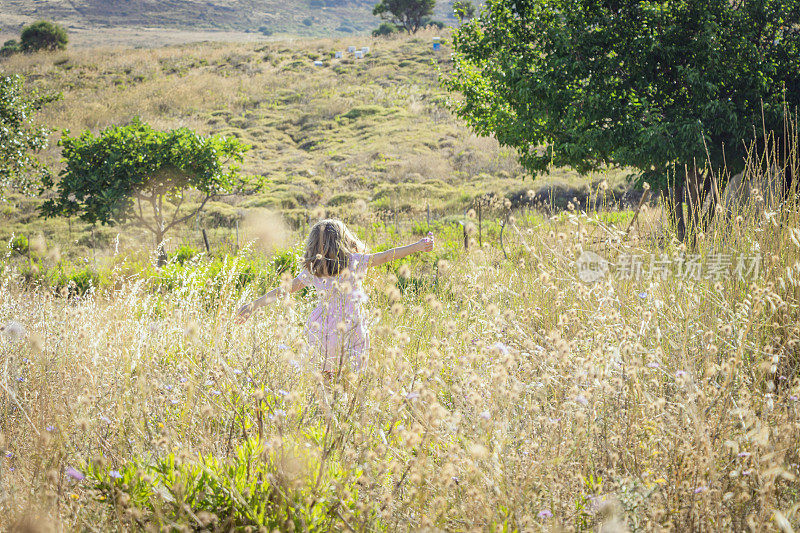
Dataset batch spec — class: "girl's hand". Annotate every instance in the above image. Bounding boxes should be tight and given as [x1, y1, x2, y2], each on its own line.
[235, 302, 253, 324]
[418, 232, 435, 253]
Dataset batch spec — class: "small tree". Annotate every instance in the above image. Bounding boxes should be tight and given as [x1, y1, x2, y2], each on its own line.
[21, 21, 68, 52]
[452, 0, 475, 22]
[41, 119, 257, 265]
[0, 75, 59, 196]
[373, 0, 436, 34]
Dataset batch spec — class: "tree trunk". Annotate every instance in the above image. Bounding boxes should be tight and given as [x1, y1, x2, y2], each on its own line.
[155, 230, 167, 267]
[669, 179, 686, 243]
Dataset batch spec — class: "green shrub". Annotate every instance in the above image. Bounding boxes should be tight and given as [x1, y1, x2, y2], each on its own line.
[258, 26, 273, 36]
[0, 39, 20, 57]
[173, 244, 199, 265]
[20, 21, 68, 52]
[10, 234, 28, 254]
[372, 22, 401, 37]
[272, 248, 300, 276]
[86, 437, 370, 530]
[302, 17, 314, 26]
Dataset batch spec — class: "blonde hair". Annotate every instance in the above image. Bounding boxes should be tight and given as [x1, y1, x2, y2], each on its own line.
[303, 219, 365, 277]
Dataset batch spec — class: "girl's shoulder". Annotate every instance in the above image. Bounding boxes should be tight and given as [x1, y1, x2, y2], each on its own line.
[349, 253, 370, 273]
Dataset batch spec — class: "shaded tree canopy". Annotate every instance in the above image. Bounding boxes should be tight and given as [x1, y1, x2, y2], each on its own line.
[445, 0, 800, 227]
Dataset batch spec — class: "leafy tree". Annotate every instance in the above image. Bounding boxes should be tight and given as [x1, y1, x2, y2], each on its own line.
[1, 39, 20, 57]
[453, 0, 475, 22]
[41, 119, 258, 265]
[0, 75, 59, 196]
[373, 0, 436, 34]
[21, 21, 68, 52]
[445, 0, 800, 240]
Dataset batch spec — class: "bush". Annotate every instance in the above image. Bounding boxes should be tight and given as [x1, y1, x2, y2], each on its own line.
[372, 22, 401, 37]
[258, 26, 273, 36]
[20, 21, 68, 52]
[272, 248, 300, 276]
[172, 244, 199, 265]
[0, 39, 20, 57]
[10, 234, 28, 254]
[86, 438, 369, 529]
[302, 17, 314, 26]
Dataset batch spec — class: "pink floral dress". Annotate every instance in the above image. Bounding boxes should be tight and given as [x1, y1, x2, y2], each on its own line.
[298, 253, 370, 372]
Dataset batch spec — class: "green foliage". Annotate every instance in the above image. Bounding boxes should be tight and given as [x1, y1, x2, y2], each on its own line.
[85, 438, 368, 529]
[372, 21, 402, 36]
[445, 0, 800, 189]
[258, 25, 274, 36]
[452, 0, 475, 22]
[10, 234, 28, 254]
[272, 248, 300, 276]
[172, 244, 199, 265]
[373, 0, 436, 33]
[302, 17, 314, 26]
[0, 75, 59, 195]
[0, 39, 20, 57]
[20, 21, 68, 52]
[40, 118, 257, 263]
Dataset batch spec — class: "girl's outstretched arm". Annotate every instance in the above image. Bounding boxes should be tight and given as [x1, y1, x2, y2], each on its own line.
[367, 232, 434, 268]
[235, 274, 307, 323]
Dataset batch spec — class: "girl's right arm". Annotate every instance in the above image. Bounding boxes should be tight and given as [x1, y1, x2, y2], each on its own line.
[367, 233, 434, 268]
[235, 274, 307, 323]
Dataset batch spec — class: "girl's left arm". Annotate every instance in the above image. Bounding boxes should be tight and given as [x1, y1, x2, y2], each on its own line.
[236, 274, 307, 323]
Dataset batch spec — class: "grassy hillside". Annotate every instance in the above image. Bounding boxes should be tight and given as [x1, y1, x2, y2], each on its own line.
[0, 31, 630, 262]
[0, 0, 462, 42]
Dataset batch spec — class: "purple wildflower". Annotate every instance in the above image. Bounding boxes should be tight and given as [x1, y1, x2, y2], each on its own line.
[646, 362, 659, 368]
[575, 394, 588, 406]
[109, 470, 122, 479]
[538, 509, 553, 519]
[693, 486, 708, 494]
[65, 467, 85, 481]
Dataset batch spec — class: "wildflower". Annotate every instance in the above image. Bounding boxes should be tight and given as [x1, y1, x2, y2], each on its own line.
[575, 394, 588, 406]
[277, 389, 289, 396]
[737, 452, 751, 458]
[46, 425, 55, 432]
[109, 470, 122, 479]
[406, 392, 420, 400]
[205, 380, 213, 386]
[675, 370, 688, 378]
[638, 291, 647, 299]
[538, 509, 553, 519]
[65, 467, 85, 481]
[170, 399, 180, 405]
[180, 377, 188, 383]
[211, 390, 221, 396]
[479, 410, 491, 420]
[233, 369, 242, 375]
[16, 377, 24, 382]
[99, 416, 111, 424]
[693, 486, 708, 494]
[547, 417, 560, 423]
[5, 452, 12, 458]
[646, 362, 659, 368]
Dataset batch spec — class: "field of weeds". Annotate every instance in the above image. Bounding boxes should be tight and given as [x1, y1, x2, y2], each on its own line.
[1, 164, 799, 529]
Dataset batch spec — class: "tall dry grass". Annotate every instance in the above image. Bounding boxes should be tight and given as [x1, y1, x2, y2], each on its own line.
[1, 149, 799, 529]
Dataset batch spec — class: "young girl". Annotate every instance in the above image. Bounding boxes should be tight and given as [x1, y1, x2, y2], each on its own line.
[236, 219, 434, 375]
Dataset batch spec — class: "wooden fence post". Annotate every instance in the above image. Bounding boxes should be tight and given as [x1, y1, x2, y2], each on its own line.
[202, 228, 211, 254]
